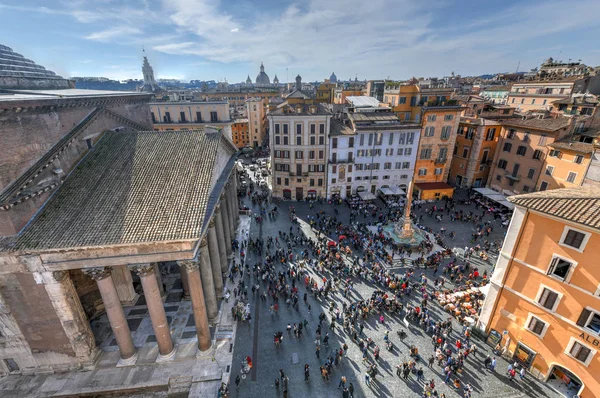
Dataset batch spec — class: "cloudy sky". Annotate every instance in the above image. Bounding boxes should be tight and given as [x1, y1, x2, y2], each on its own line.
[2, 0, 600, 83]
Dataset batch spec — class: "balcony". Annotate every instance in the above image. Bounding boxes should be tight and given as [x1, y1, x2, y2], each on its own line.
[505, 173, 521, 181]
[289, 172, 296, 176]
[434, 157, 447, 165]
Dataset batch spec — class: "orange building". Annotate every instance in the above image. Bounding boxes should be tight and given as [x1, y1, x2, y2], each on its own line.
[537, 140, 595, 190]
[449, 117, 502, 188]
[414, 105, 463, 199]
[231, 118, 250, 148]
[479, 187, 600, 398]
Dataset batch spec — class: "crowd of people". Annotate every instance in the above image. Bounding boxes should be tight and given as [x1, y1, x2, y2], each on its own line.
[222, 168, 516, 398]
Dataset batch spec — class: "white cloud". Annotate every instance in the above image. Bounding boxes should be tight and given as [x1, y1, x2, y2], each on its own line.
[85, 26, 143, 42]
[230, 28, 239, 33]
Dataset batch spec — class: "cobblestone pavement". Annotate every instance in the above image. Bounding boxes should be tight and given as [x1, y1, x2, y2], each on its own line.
[228, 186, 561, 398]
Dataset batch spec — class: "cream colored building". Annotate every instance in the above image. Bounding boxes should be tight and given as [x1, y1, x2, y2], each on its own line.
[269, 76, 332, 200]
[246, 98, 267, 148]
[150, 101, 233, 138]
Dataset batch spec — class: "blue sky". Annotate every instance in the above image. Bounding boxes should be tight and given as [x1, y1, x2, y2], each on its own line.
[1, 0, 600, 83]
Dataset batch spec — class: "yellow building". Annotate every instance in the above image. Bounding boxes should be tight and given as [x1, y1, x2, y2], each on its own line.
[537, 140, 595, 190]
[316, 82, 336, 104]
[383, 83, 421, 121]
[479, 187, 600, 398]
[149, 100, 233, 138]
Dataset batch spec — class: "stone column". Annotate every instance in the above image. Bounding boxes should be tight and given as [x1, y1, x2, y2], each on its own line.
[231, 174, 240, 223]
[199, 237, 218, 322]
[207, 219, 224, 298]
[179, 261, 212, 352]
[44, 271, 97, 362]
[83, 267, 137, 366]
[214, 204, 228, 274]
[153, 263, 165, 298]
[179, 264, 191, 300]
[130, 264, 176, 361]
[111, 265, 137, 306]
[221, 194, 233, 256]
[226, 182, 235, 234]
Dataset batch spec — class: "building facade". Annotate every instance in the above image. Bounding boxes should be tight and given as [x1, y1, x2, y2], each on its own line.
[487, 117, 572, 195]
[149, 101, 233, 138]
[449, 117, 502, 188]
[246, 98, 267, 147]
[507, 81, 576, 112]
[479, 188, 600, 398]
[231, 118, 250, 148]
[536, 140, 595, 191]
[269, 76, 332, 200]
[413, 106, 463, 199]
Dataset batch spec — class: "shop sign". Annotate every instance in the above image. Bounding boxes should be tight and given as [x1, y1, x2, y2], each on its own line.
[578, 332, 600, 347]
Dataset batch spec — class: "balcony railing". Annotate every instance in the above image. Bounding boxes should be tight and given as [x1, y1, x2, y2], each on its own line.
[328, 158, 354, 164]
[434, 157, 447, 165]
[505, 173, 521, 181]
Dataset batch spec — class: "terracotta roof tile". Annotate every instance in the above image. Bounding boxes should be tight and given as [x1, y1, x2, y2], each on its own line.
[508, 187, 600, 229]
[15, 129, 232, 250]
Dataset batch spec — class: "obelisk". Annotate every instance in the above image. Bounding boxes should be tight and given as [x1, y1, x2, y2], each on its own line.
[400, 180, 415, 239]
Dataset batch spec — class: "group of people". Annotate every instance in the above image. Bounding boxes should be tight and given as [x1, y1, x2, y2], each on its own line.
[225, 173, 514, 397]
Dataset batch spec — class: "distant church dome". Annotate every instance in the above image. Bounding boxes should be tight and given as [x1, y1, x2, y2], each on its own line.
[329, 72, 337, 83]
[246, 75, 252, 84]
[255, 62, 270, 85]
[273, 75, 279, 85]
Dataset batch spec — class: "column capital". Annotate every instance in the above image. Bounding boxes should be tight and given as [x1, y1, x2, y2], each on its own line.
[214, 204, 221, 213]
[209, 218, 216, 228]
[129, 263, 155, 277]
[200, 236, 208, 247]
[179, 260, 200, 273]
[83, 267, 111, 281]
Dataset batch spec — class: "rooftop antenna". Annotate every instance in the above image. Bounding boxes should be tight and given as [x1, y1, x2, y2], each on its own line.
[515, 60, 520, 74]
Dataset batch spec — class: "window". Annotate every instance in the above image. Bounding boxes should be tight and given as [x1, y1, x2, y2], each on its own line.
[295, 150, 303, 159]
[577, 309, 600, 334]
[538, 135, 547, 146]
[547, 255, 574, 281]
[527, 168, 536, 179]
[507, 129, 516, 139]
[310, 124, 316, 135]
[296, 164, 302, 175]
[395, 162, 401, 169]
[283, 124, 289, 134]
[498, 159, 508, 169]
[485, 128, 496, 141]
[368, 133, 374, 146]
[402, 162, 410, 169]
[533, 149, 543, 160]
[319, 150, 324, 159]
[549, 149, 561, 158]
[420, 148, 432, 159]
[545, 165, 554, 176]
[319, 136, 324, 145]
[503, 143, 512, 152]
[275, 124, 280, 134]
[276, 177, 281, 185]
[310, 136, 316, 145]
[462, 147, 469, 158]
[539, 181, 548, 191]
[384, 162, 392, 170]
[567, 172, 577, 183]
[523, 133, 530, 143]
[210, 111, 218, 122]
[526, 315, 547, 337]
[405, 148, 412, 156]
[418, 168, 427, 176]
[496, 174, 502, 181]
[434, 168, 442, 175]
[399, 96, 406, 104]
[196, 111, 202, 122]
[444, 114, 454, 121]
[424, 127, 435, 137]
[441, 126, 451, 140]
[164, 111, 172, 122]
[309, 151, 315, 160]
[310, 179, 315, 187]
[397, 148, 404, 156]
[283, 136, 289, 145]
[407, 133, 415, 145]
[318, 179, 323, 186]
[427, 114, 437, 122]
[398, 132, 406, 145]
[359, 134, 365, 146]
[151, 112, 156, 123]
[284, 178, 289, 186]
[386, 148, 394, 156]
[560, 227, 589, 251]
[574, 155, 584, 164]
[296, 136, 302, 145]
[522, 185, 530, 193]
[349, 137, 354, 148]
[568, 341, 593, 364]
[296, 124, 301, 134]
[319, 124, 325, 134]
[517, 146, 527, 156]
[388, 133, 394, 145]
[537, 287, 560, 311]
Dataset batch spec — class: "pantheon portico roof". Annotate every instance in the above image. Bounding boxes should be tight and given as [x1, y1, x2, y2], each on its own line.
[15, 129, 236, 250]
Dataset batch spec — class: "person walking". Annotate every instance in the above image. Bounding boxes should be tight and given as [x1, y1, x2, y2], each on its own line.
[305, 364, 310, 382]
[342, 387, 350, 398]
[348, 382, 354, 397]
[235, 375, 241, 388]
[490, 357, 497, 372]
[279, 369, 285, 381]
[338, 375, 347, 389]
[364, 372, 370, 386]
[316, 344, 321, 359]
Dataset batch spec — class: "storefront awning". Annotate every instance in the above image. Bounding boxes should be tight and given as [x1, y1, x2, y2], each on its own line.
[358, 190, 377, 201]
[390, 186, 406, 195]
[473, 188, 514, 210]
